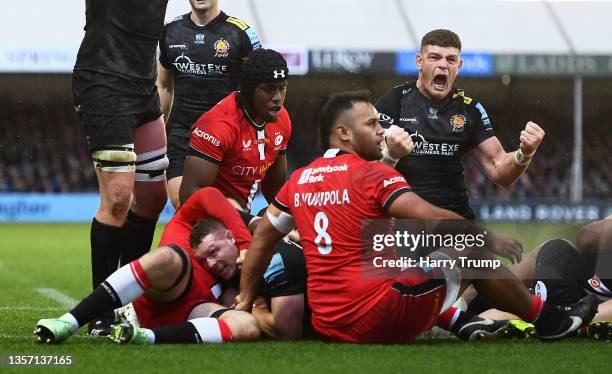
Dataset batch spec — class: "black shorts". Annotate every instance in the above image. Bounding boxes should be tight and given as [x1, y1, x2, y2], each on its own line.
[258, 239, 306, 298]
[533, 239, 586, 306]
[166, 127, 190, 180]
[72, 70, 162, 152]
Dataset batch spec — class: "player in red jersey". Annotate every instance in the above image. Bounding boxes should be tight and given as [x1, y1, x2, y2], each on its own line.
[236, 90, 598, 343]
[35, 187, 259, 345]
[180, 48, 291, 210]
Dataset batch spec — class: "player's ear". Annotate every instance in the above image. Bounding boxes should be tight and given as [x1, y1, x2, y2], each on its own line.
[336, 123, 351, 142]
[458, 58, 463, 70]
[415, 52, 423, 70]
[226, 229, 235, 244]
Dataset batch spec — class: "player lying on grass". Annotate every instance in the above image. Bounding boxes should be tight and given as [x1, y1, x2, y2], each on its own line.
[461, 216, 612, 339]
[236, 90, 598, 343]
[34, 187, 305, 344]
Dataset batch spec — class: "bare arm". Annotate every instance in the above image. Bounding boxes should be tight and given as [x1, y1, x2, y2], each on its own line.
[261, 155, 287, 203]
[387, 191, 463, 219]
[250, 295, 304, 340]
[179, 156, 219, 205]
[157, 65, 174, 123]
[388, 192, 522, 262]
[471, 122, 544, 188]
[236, 205, 289, 311]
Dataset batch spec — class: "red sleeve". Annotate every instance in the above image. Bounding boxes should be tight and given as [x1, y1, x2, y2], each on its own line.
[358, 163, 412, 211]
[189, 114, 234, 164]
[174, 187, 252, 250]
[272, 179, 291, 213]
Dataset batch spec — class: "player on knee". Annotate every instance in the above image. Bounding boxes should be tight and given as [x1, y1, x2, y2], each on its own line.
[72, 0, 170, 335]
[159, 0, 261, 209]
[236, 90, 597, 343]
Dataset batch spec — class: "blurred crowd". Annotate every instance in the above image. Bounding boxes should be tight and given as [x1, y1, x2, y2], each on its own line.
[1, 99, 609, 199]
[0, 100, 97, 193]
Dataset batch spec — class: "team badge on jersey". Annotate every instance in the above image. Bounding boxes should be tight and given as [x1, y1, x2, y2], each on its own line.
[214, 38, 230, 58]
[195, 33, 205, 44]
[450, 114, 466, 133]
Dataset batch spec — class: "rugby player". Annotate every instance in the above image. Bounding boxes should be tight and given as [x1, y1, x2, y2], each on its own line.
[236, 90, 598, 343]
[179, 48, 291, 210]
[34, 188, 306, 344]
[158, 0, 261, 209]
[376, 29, 545, 219]
[72, 1, 171, 334]
[464, 216, 612, 339]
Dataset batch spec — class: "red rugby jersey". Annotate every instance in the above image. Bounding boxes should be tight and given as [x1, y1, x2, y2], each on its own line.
[160, 187, 252, 254]
[189, 92, 292, 209]
[273, 149, 412, 328]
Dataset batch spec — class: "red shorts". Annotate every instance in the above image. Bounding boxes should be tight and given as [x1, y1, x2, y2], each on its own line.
[313, 277, 446, 344]
[132, 251, 222, 329]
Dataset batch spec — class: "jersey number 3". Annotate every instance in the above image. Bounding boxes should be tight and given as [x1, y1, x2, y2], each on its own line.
[314, 211, 332, 255]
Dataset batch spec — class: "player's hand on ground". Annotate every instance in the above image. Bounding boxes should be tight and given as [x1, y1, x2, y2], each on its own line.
[519, 121, 545, 155]
[384, 125, 414, 159]
[488, 233, 523, 264]
[236, 249, 248, 270]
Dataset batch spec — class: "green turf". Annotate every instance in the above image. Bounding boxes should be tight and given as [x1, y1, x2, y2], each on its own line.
[1, 223, 610, 373]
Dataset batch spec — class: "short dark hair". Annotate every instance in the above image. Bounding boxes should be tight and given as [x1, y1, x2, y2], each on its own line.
[420, 29, 461, 52]
[318, 90, 372, 149]
[189, 217, 227, 249]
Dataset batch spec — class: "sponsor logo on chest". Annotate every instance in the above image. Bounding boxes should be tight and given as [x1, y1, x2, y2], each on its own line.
[409, 131, 460, 156]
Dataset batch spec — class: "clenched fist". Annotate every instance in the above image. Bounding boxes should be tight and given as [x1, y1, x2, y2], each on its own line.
[519, 121, 545, 156]
[384, 125, 414, 159]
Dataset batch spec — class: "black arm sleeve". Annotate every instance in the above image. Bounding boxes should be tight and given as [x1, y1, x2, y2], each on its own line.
[159, 26, 171, 68]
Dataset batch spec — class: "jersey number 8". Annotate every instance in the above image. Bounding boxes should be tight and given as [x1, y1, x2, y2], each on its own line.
[314, 211, 332, 255]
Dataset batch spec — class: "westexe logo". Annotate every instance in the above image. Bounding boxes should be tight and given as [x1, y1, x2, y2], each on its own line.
[192, 127, 220, 147]
[173, 53, 227, 75]
[383, 176, 406, 188]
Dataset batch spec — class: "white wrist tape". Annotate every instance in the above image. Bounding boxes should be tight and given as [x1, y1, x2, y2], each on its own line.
[381, 125, 401, 167]
[514, 148, 534, 166]
[381, 147, 399, 167]
[267, 209, 295, 234]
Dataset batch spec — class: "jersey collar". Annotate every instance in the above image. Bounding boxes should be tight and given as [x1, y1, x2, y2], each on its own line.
[323, 149, 349, 158]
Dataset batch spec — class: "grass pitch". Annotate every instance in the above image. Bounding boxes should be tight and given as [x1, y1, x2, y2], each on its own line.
[1, 223, 611, 373]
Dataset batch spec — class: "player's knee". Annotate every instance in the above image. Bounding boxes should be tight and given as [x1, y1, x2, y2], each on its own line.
[103, 187, 132, 219]
[221, 311, 261, 341]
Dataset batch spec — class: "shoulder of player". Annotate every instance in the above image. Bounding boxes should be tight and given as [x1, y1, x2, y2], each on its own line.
[450, 87, 482, 108]
[380, 82, 409, 100]
[221, 14, 254, 34]
[164, 13, 189, 28]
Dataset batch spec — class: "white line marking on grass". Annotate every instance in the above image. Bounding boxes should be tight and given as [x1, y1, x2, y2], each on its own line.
[0, 306, 65, 311]
[35, 288, 78, 309]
